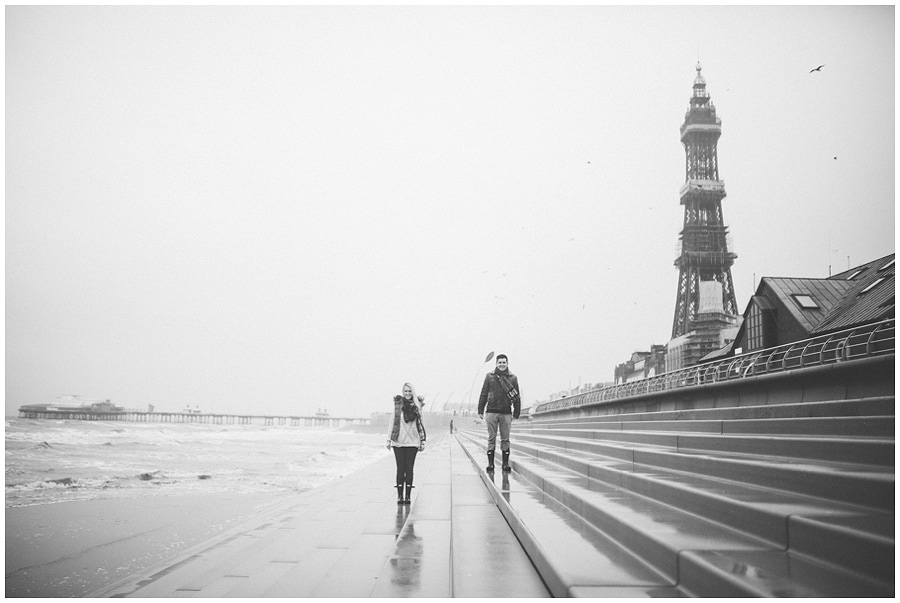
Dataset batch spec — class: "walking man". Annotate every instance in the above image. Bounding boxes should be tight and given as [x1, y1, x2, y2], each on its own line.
[477, 354, 521, 472]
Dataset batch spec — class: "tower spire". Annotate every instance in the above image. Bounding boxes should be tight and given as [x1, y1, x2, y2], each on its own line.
[669, 64, 741, 368]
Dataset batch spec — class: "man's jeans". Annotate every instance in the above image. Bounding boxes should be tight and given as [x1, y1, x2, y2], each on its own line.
[485, 412, 512, 452]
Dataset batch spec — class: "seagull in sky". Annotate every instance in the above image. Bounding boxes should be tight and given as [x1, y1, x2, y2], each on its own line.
[810, 64, 825, 73]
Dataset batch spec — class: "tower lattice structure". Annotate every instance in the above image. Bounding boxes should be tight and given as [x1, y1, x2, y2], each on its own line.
[671, 63, 739, 340]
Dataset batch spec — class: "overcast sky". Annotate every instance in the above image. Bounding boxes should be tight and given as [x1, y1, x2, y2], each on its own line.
[6, 5, 894, 418]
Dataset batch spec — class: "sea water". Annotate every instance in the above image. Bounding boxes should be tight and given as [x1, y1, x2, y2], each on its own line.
[5, 417, 388, 508]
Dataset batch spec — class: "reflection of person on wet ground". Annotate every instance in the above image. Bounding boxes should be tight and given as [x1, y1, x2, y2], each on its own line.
[488, 465, 512, 502]
[395, 504, 410, 536]
[387, 382, 426, 505]
[390, 520, 424, 589]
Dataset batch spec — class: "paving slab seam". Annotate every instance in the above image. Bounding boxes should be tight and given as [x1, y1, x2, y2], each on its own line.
[87, 452, 399, 598]
[91, 433, 548, 598]
[447, 438, 457, 598]
[90, 511, 295, 597]
[367, 435, 453, 597]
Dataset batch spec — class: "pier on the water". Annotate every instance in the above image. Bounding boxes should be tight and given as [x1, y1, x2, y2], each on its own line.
[17, 408, 370, 427]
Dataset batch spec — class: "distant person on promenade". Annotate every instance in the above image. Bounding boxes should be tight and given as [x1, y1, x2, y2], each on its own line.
[386, 383, 426, 505]
[477, 354, 521, 473]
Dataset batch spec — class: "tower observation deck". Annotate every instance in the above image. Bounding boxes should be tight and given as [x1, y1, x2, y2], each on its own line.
[671, 63, 739, 341]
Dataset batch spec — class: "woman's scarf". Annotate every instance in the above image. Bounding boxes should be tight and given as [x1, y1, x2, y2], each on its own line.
[401, 397, 419, 423]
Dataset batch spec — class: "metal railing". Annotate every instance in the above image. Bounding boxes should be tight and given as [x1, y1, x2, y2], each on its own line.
[533, 319, 894, 415]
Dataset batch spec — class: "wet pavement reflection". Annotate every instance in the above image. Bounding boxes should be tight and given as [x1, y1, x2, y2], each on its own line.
[489, 467, 511, 497]
[388, 513, 424, 591]
[394, 504, 409, 538]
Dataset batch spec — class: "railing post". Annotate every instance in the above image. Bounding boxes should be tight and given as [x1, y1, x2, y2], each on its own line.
[866, 323, 883, 355]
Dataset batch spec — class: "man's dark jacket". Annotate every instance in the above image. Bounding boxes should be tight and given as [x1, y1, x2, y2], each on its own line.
[477, 369, 521, 418]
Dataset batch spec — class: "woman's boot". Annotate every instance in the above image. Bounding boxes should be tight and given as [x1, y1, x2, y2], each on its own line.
[396, 484, 404, 505]
[486, 450, 495, 472]
[502, 450, 511, 472]
[404, 484, 413, 505]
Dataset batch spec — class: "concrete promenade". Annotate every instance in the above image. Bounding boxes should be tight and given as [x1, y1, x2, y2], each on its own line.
[92, 433, 550, 598]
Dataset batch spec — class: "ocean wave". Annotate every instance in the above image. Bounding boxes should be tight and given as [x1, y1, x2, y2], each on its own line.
[7, 476, 122, 491]
[5, 420, 388, 507]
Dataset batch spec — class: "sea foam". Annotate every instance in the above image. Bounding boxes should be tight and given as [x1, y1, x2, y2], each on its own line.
[5, 418, 387, 507]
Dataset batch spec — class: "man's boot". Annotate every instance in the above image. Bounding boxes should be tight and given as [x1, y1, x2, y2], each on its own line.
[486, 450, 495, 472]
[502, 450, 511, 472]
[396, 484, 404, 505]
[404, 483, 413, 505]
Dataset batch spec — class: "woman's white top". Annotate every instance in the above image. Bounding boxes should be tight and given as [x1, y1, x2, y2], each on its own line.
[388, 399, 424, 448]
[392, 415, 422, 447]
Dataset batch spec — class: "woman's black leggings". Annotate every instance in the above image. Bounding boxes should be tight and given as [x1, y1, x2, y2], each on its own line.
[393, 446, 419, 485]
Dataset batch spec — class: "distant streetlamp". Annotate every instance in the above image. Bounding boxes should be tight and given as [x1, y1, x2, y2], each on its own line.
[465, 351, 495, 413]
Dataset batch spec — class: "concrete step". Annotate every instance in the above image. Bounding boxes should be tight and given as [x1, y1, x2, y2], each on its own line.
[529, 414, 894, 437]
[677, 432, 894, 466]
[453, 434, 688, 598]
[531, 396, 895, 425]
[787, 513, 895, 583]
[458, 433, 777, 587]
[510, 437, 892, 565]
[514, 432, 894, 510]
[679, 549, 893, 597]
[521, 426, 895, 466]
[634, 445, 893, 511]
[457, 425, 894, 595]
[719, 415, 894, 437]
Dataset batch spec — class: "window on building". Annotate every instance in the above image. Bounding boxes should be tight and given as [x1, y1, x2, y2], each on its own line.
[746, 304, 766, 351]
[860, 277, 886, 295]
[878, 259, 895, 271]
[847, 269, 865, 280]
[793, 294, 819, 309]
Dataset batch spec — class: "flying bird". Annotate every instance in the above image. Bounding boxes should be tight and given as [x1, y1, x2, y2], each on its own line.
[810, 64, 825, 73]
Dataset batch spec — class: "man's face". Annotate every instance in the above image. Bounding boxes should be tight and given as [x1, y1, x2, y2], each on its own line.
[496, 358, 508, 371]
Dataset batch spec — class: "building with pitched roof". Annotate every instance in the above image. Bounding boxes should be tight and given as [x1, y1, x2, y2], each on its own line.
[710, 253, 894, 359]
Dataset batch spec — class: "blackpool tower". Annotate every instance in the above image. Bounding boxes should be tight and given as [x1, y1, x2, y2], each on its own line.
[668, 63, 741, 369]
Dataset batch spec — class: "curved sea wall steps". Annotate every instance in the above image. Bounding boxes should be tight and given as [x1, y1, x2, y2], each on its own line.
[533, 396, 895, 424]
[513, 428, 894, 510]
[519, 426, 892, 465]
[454, 431, 691, 597]
[456, 394, 894, 597]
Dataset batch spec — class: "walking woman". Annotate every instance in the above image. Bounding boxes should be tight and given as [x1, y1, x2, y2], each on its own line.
[386, 383, 426, 505]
